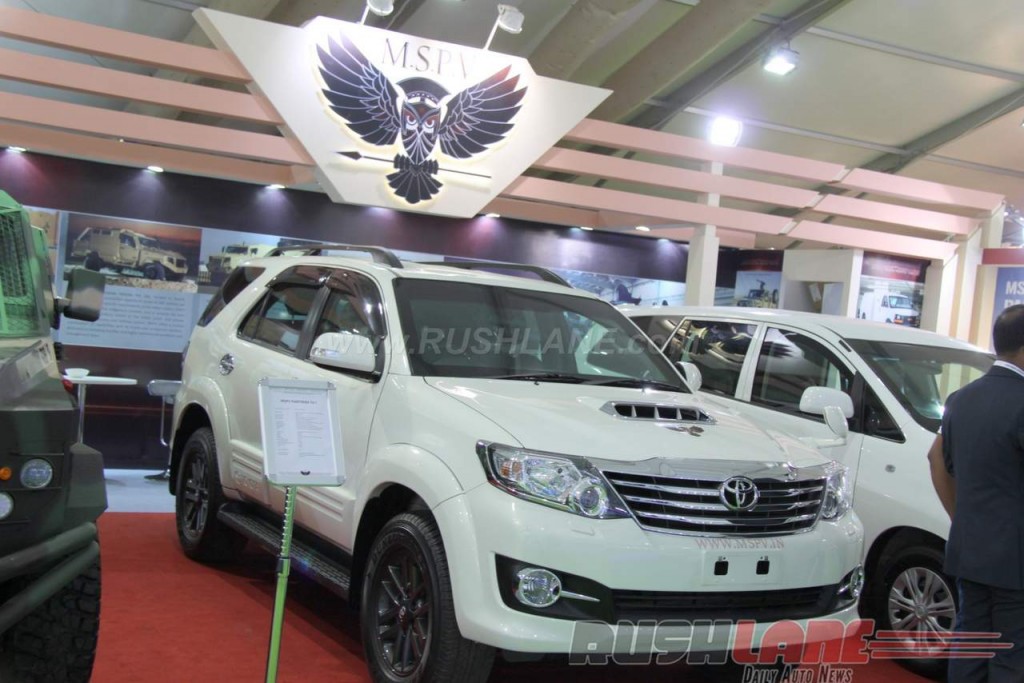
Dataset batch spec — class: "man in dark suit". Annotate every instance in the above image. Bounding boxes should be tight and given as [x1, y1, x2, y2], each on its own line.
[928, 304, 1024, 682]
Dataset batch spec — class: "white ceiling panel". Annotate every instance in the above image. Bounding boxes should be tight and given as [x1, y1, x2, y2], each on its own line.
[929, 105, 1024, 173]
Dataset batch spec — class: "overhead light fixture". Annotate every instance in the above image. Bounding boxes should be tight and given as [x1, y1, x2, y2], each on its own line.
[484, 212, 501, 218]
[266, 183, 285, 190]
[763, 44, 799, 76]
[360, 0, 394, 23]
[708, 116, 743, 147]
[484, 4, 525, 50]
[7, 146, 26, 153]
[579, 226, 594, 231]
[146, 165, 164, 173]
[635, 225, 651, 232]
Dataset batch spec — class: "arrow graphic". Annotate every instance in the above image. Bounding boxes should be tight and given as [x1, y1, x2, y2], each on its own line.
[336, 151, 492, 180]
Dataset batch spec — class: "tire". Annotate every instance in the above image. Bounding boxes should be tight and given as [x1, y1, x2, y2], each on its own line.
[361, 512, 494, 683]
[83, 253, 102, 272]
[174, 427, 245, 563]
[0, 557, 101, 683]
[866, 543, 957, 680]
[142, 263, 166, 280]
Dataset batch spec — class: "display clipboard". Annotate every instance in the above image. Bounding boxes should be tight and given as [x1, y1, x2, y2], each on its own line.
[257, 378, 345, 486]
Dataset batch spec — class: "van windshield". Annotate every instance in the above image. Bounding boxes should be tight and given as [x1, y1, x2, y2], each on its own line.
[224, 246, 248, 254]
[394, 279, 687, 391]
[885, 295, 914, 309]
[846, 339, 993, 432]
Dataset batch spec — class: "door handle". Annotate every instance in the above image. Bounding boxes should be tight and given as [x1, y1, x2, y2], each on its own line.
[219, 354, 235, 376]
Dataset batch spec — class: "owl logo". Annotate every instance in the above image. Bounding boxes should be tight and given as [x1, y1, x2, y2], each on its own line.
[316, 33, 527, 204]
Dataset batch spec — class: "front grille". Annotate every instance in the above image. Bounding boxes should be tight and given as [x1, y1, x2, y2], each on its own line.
[613, 584, 838, 622]
[0, 211, 40, 335]
[605, 471, 825, 536]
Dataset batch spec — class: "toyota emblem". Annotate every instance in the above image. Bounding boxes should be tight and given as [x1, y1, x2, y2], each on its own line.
[719, 476, 759, 511]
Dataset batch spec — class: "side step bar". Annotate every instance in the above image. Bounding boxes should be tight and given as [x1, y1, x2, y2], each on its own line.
[218, 504, 352, 600]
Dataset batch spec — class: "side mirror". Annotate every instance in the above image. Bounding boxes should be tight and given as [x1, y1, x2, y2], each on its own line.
[677, 361, 702, 393]
[799, 386, 854, 419]
[310, 332, 376, 374]
[60, 268, 105, 322]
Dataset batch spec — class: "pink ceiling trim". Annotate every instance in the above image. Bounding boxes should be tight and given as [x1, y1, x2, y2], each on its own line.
[813, 194, 975, 235]
[535, 148, 819, 209]
[982, 248, 1024, 266]
[0, 7, 249, 83]
[0, 92, 312, 165]
[837, 168, 1003, 214]
[503, 177, 792, 234]
[0, 46, 280, 125]
[0, 121, 313, 186]
[565, 119, 847, 183]
[790, 220, 957, 261]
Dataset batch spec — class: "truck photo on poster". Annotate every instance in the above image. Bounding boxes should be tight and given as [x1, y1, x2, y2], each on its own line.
[857, 252, 928, 327]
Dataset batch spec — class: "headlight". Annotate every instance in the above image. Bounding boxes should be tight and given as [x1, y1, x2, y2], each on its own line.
[476, 442, 630, 519]
[20, 458, 54, 489]
[820, 463, 852, 521]
[0, 492, 13, 520]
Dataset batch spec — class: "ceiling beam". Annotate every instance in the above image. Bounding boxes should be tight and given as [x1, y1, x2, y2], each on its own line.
[592, 0, 774, 122]
[627, 0, 854, 129]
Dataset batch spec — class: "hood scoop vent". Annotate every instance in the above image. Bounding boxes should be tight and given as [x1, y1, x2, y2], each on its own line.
[605, 402, 714, 424]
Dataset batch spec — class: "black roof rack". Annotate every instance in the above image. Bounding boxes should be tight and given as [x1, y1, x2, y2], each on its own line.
[416, 261, 570, 287]
[266, 243, 403, 268]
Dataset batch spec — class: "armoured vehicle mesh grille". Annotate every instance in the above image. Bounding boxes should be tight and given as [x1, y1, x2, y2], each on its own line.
[605, 471, 826, 536]
[0, 211, 37, 334]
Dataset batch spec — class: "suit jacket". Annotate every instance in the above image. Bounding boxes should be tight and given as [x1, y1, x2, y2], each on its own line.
[942, 364, 1024, 590]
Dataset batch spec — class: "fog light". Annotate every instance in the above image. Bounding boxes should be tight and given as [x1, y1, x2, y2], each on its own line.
[515, 567, 561, 608]
[0, 492, 12, 520]
[20, 459, 53, 489]
[840, 565, 865, 601]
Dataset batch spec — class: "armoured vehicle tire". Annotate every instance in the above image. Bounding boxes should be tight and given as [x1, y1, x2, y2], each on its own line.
[143, 263, 166, 280]
[83, 253, 101, 272]
[175, 427, 245, 563]
[361, 512, 494, 683]
[0, 558, 101, 683]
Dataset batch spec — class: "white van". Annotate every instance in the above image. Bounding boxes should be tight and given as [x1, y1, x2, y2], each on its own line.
[625, 306, 993, 677]
[858, 291, 920, 328]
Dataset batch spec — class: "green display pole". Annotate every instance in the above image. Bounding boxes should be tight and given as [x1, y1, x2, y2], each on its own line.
[265, 485, 297, 683]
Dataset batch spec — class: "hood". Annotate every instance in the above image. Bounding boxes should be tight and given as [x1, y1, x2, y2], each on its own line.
[426, 378, 826, 468]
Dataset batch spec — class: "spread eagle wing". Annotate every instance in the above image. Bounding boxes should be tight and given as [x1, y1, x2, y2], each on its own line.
[437, 66, 526, 159]
[316, 33, 401, 147]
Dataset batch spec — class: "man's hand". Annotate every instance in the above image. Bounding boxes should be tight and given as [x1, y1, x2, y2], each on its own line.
[928, 434, 955, 519]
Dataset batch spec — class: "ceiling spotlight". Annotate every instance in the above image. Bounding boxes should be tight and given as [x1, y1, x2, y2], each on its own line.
[763, 44, 799, 76]
[635, 225, 651, 232]
[579, 226, 594, 231]
[266, 183, 285, 190]
[146, 165, 164, 173]
[484, 4, 525, 50]
[7, 146, 26, 153]
[360, 0, 394, 23]
[484, 212, 501, 218]
[708, 116, 743, 147]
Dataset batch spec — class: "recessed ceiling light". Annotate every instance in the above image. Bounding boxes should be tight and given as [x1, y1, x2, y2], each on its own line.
[579, 226, 594, 231]
[7, 146, 26, 153]
[708, 116, 743, 147]
[763, 45, 799, 76]
[266, 183, 285, 190]
[146, 165, 164, 173]
[484, 212, 501, 218]
[635, 225, 651, 232]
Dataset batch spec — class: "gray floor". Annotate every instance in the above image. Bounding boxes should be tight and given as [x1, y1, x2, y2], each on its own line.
[104, 468, 176, 513]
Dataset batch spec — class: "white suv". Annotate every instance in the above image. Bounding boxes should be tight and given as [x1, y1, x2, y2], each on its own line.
[625, 306, 994, 676]
[170, 246, 864, 683]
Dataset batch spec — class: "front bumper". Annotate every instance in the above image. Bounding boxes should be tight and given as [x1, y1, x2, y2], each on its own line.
[434, 483, 864, 654]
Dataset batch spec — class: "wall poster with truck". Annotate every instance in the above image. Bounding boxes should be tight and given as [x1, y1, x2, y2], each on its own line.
[993, 267, 1024, 326]
[857, 252, 928, 328]
[715, 250, 784, 307]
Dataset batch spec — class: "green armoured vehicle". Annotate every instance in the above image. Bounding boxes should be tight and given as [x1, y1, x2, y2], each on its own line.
[0, 191, 107, 682]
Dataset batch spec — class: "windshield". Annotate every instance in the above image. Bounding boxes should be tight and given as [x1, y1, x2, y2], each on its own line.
[138, 236, 159, 249]
[847, 339, 993, 432]
[224, 245, 247, 254]
[394, 279, 687, 390]
[886, 295, 914, 309]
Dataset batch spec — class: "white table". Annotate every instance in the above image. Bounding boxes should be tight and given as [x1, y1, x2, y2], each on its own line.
[63, 374, 138, 444]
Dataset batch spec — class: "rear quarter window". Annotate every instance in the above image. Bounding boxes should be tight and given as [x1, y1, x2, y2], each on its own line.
[197, 266, 265, 327]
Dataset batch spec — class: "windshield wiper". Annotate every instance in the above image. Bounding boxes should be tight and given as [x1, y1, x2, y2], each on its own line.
[586, 377, 687, 393]
[488, 372, 588, 384]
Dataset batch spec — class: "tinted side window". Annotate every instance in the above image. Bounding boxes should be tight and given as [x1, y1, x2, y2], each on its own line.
[675, 319, 756, 396]
[239, 283, 319, 355]
[197, 266, 265, 327]
[752, 328, 852, 412]
[633, 315, 681, 351]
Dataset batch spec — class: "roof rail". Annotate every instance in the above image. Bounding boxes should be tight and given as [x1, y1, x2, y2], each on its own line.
[266, 243, 403, 268]
[416, 261, 570, 287]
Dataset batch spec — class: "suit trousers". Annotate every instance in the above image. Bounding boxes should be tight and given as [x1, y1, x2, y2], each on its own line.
[949, 579, 1024, 683]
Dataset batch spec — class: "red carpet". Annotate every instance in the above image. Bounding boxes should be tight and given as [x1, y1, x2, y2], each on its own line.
[93, 513, 930, 682]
